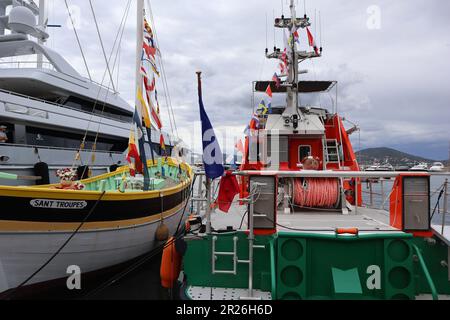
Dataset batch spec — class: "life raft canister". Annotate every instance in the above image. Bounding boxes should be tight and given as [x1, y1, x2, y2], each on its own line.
[160, 237, 182, 289]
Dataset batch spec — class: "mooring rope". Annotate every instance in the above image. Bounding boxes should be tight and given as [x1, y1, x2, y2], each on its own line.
[293, 178, 340, 208]
[4, 191, 107, 300]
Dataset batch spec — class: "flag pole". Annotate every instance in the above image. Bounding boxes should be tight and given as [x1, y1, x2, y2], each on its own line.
[135, 0, 150, 190]
[197, 71, 212, 234]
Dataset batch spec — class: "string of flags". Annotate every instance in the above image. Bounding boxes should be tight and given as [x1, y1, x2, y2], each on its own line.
[236, 19, 321, 160]
[127, 17, 167, 176]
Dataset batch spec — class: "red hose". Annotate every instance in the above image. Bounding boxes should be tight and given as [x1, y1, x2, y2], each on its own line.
[293, 178, 340, 208]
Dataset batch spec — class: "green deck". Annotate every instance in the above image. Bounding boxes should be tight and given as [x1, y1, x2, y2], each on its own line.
[183, 231, 450, 300]
[82, 160, 189, 192]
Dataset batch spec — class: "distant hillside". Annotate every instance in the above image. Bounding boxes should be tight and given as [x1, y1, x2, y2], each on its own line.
[356, 147, 447, 167]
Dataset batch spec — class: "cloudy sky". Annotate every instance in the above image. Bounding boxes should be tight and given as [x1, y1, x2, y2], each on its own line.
[43, 0, 450, 160]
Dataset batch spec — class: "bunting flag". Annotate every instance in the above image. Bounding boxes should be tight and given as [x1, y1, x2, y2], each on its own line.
[142, 74, 162, 129]
[306, 27, 319, 55]
[279, 62, 287, 75]
[144, 18, 154, 38]
[160, 134, 166, 152]
[293, 27, 300, 44]
[235, 139, 245, 154]
[143, 41, 156, 59]
[244, 125, 250, 137]
[155, 90, 161, 114]
[126, 124, 143, 177]
[249, 113, 260, 131]
[281, 49, 288, 67]
[265, 85, 273, 99]
[137, 87, 152, 129]
[257, 100, 268, 115]
[288, 31, 298, 47]
[272, 73, 281, 88]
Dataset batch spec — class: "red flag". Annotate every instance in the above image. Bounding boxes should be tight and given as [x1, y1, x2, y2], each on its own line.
[160, 134, 166, 151]
[272, 73, 281, 88]
[306, 27, 319, 55]
[265, 85, 273, 98]
[306, 27, 315, 47]
[126, 129, 143, 176]
[143, 41, 156, 59]
[235, 139, 245, 154]
[142, 73, 163, 129]
[216, 171, 240, 213]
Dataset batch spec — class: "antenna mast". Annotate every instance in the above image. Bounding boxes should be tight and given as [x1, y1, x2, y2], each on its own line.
[37, 0, 47, 68]
[266, 0, 319, 117]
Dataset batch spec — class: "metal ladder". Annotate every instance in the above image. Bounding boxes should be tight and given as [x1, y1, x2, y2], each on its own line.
[212, 236, 239, 275]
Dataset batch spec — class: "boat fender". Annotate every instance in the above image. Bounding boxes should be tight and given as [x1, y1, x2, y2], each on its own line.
[34, 162, 50, 185]
[156, 222, 170, 242]
[160, 237, 182, 289]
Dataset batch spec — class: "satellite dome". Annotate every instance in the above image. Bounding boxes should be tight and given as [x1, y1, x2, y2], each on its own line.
[8, 6, 36, 35]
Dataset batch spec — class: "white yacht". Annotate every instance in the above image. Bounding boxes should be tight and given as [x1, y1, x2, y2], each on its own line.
[0, 1, 173, 186]
[429, 162, 445, 172]
[410, 162, 429, 172]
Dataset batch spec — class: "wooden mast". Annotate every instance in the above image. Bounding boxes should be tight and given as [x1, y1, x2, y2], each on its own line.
[135, 0, 150, 190]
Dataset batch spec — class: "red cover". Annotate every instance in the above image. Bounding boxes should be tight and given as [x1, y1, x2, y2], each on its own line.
[216, 171, 240, 213]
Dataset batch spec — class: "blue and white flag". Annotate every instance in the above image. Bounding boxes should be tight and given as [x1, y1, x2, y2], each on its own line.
[198, 83, 224, 180]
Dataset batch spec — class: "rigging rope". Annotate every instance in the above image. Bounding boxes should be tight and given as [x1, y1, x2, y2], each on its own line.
[85, 173, 196, 299]
[63, 0, 91, 81]
[4, 191, 107, 300]
[88, 0, 132, 164]
[71, 0, 132, 171]
[88, 0, 117, 93]
[146, 0, 179, 138]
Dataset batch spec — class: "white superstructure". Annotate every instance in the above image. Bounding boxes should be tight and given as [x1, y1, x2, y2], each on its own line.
[0, 1, 172, 185]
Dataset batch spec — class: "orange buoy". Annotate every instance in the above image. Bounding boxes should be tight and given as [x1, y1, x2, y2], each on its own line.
[160, 237, 181, 289]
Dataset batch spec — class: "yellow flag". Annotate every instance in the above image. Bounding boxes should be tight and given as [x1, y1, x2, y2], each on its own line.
[137, 87, 151, 128]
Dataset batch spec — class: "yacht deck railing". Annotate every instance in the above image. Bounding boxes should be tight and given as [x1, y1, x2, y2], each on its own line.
[0, 88, 131, 123]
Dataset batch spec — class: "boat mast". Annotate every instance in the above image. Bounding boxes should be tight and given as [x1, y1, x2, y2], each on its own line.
[266, 0, 319, 117]
[135, 0, 144, 108]
[286, 0, 299, 116]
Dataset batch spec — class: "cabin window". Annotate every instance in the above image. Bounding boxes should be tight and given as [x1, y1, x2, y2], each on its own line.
[63, 96, 133, 122]
[0, 123, 14, 144]
[299, 145, 312, 162]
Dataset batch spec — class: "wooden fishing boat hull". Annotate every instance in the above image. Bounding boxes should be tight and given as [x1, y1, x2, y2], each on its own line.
[0, 203, 186, 294]
[0, 160, 193, 295]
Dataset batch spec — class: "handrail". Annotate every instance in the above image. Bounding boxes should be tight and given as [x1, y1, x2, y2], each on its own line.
[412, 244, 439, 301]
[0, 61, 116, 93]
[0, 142, 123, 154]
[235, 170, 450, 178]
[269, 239, 277, 299]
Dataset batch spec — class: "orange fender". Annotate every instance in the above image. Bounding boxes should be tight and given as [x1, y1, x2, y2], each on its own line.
[160, 237, 181, 289]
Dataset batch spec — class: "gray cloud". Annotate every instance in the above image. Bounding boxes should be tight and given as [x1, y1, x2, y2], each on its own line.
[45, 0, 449, 159]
